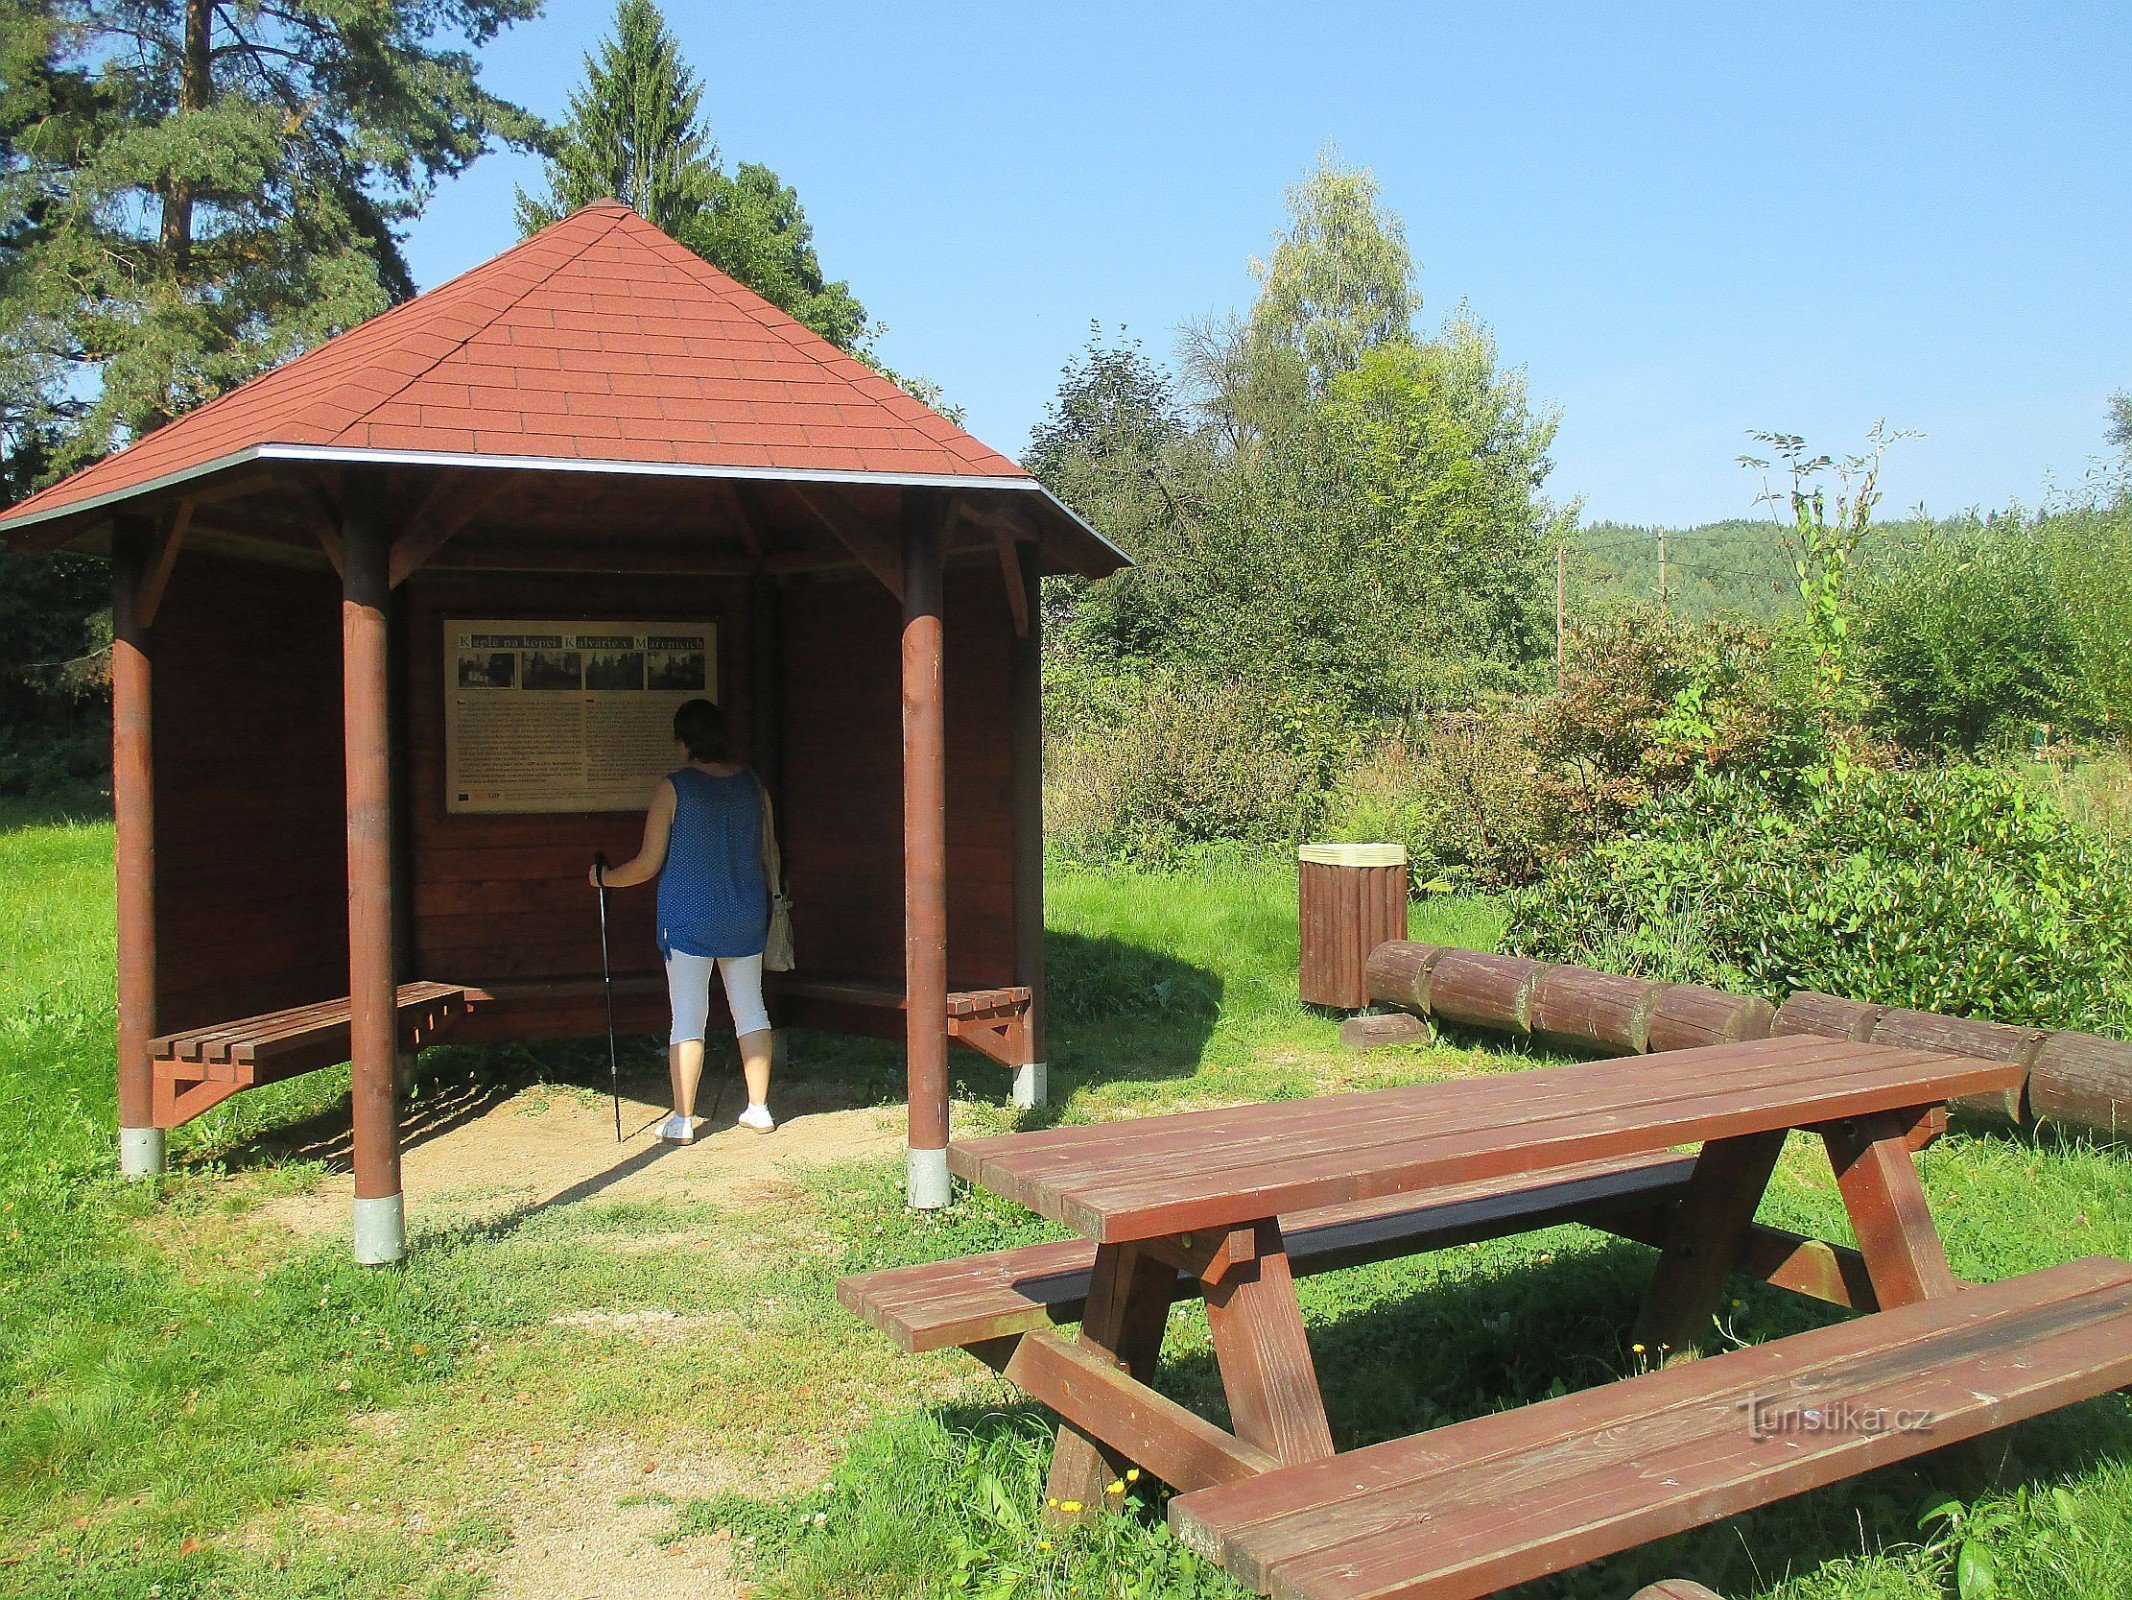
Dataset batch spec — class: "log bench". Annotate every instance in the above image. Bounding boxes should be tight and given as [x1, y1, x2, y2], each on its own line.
[149, 980, 471, 1128]
[1168, 1257, 2132, 1600]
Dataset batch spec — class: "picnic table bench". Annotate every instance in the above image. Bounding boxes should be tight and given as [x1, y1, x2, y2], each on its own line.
[841, 1033, 2132, 1599]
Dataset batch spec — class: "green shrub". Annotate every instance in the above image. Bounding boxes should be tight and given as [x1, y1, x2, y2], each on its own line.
[2041, 499, 2132, 736]
[1859, 519, 2081, 750]
[1044, 668, 1348, 865]
[1321, 606, 1818, 889]
[1323, 715, 1561, 888]
[1505, 764, 2132, 1032]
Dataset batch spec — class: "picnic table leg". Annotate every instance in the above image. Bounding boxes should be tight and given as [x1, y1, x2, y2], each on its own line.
[1823, 1108, 1958, 1307]
[1045, 1241, 1175, 1519]
[1203, 1219, 1336, 1465]
[1632, 1130, 1788, 1361]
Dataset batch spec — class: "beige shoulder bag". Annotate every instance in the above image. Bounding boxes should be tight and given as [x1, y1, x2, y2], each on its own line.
[757, 775, 795, 971]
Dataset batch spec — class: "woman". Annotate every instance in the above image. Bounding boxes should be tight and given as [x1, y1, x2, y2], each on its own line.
[590, 698, 777, 1141]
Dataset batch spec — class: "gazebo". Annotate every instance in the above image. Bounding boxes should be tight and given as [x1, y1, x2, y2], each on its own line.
[0, 201, 1124, 1261]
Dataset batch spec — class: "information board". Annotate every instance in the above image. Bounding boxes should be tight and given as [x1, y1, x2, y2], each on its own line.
[443, 619, 718, 814]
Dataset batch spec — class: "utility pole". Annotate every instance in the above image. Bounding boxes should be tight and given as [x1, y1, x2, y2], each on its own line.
[1657, 527, 1669, 611]
[1555, 545, 1566, 686]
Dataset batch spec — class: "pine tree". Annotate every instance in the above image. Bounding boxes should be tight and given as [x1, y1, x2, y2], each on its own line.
[517, 0, 871, 353]
[0, 0, 541, 472]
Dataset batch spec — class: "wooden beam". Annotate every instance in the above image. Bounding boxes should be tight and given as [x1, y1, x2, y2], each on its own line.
[1823, 1109, 1958, 1308]
[388, 473, 510, 586]
[135, 501, 194, 629]
[1632, 1130, 1788, 1359]
[295, 477, 346, 577]
[422, 544, 756, 576]
[1045, 1241, 1180, 1516]
[708, 478, 763, 558]
[995, 526, 1030, 637]
[790, 483, 904, 601]
[998, 1330, 1277, 1494]
[1202, 1219, 1336, 1464]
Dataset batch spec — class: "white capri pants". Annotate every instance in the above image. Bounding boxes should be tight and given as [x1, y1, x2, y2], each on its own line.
[665, 950, 772, 1044]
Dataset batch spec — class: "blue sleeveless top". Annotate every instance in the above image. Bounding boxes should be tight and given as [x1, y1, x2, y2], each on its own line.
[656, 767, 771, 959]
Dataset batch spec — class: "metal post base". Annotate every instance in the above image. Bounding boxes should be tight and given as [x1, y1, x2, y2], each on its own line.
[353, 1193, 406, 1265]
[119, 1125, 166, 1179]
[1010, 1060, 1048, 1111]
[906, 1145, 951, 1210]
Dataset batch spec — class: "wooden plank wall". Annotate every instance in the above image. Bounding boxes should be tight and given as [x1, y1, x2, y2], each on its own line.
[401, 571, 754, 1007]
[148, 552, 1021, 1046]
[153, 553, 349, 1032]
[778, 560, 1017, 1002]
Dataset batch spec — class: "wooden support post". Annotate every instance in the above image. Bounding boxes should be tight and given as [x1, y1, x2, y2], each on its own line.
[1631, 1129, 1787, 1360]
[1823, 1109, 1957, 1307]
[110, 517, 164, 1176]
[1202, 1220, 1337, 1465]
[902, 494, 951, 1208]
[1046, 1241, 1176, 1516]
[1007, 537, 1046, 1111]
[342, 478, 404, 1263]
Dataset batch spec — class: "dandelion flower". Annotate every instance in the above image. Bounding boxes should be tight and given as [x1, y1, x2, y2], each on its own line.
[1107, 1480, 1125, 1496]
[1059, 1500, 1083, 1514]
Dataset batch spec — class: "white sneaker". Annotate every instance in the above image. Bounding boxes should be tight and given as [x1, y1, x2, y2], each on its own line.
[736, 1103, 775, 1134]
[656, 1113, 696, 1144]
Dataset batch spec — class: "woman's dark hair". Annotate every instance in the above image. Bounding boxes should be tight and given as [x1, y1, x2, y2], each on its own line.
[673, 698, 730, 763]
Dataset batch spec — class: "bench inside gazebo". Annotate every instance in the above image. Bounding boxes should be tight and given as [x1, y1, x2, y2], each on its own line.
[0, 200, 1124, 1262]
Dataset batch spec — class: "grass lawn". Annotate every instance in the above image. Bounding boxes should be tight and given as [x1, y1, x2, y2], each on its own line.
[3, 820, 2131, 1599]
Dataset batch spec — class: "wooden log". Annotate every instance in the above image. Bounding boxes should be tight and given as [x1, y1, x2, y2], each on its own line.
[1339, 1011, 1435, 1053]
[1646, 985, 1776, 1052]
[1868, 1009, 2045, 1125]
[1423, 949, 1542, 1034]
[1771, 991, 1885, 1042]
[1365, 940, 1447, 1013]
[1530, 965, 1661, 1054]
[2029, 1031, 2132, 1143]
[1632, 1584, 1728, 1600]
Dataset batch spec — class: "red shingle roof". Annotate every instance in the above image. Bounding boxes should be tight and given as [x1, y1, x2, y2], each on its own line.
[0, 202, 1037, 531]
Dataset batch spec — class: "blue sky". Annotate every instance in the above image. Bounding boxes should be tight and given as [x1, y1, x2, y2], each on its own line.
[405, 2, 2131, 527]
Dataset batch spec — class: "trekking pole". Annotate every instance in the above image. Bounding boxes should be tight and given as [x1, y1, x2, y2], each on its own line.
[592, 851, 623, 1143]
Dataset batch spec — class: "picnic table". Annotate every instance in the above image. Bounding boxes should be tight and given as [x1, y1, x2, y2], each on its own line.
[842, 1033, 2132, 1600]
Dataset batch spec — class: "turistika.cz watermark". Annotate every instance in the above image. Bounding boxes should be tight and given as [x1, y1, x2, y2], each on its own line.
[1743, 1396, 1937, 1442]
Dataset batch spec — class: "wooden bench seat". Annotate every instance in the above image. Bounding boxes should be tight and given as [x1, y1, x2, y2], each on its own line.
[149, 981, 471, 1128]
[1169, 1257, 2132, 1600]
[460, 972, 1034, 1065]
[838, 1146, 1899, 1356]
[841, 1152, 1701, 1352]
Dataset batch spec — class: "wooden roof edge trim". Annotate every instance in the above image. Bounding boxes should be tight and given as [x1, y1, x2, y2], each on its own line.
[1, 444, 269, 546]
[4, 443, 1130, 575]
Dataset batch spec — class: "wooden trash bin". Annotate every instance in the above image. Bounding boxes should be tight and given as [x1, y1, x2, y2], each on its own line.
[1298, 843, 1409, 1010]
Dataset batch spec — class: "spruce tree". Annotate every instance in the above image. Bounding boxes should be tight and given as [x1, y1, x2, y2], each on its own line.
[0, 0, 541, 472]
[517, 0, 871, 353]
